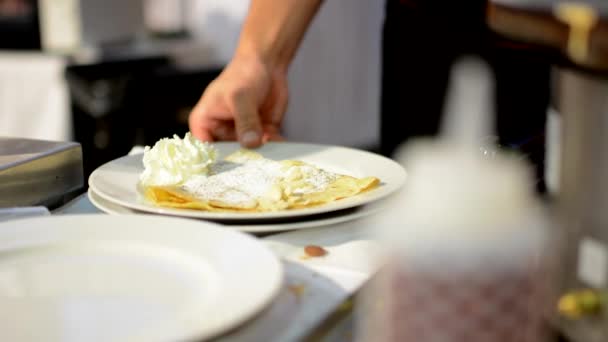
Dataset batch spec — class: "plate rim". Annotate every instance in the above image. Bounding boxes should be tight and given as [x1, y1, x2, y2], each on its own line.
[0, 214, 283, 341]
[87, 188, 386, 233]
[88, 142, 406, 221]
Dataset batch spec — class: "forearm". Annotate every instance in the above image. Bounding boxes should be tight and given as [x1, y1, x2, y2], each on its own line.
[235, 0, 323, 71]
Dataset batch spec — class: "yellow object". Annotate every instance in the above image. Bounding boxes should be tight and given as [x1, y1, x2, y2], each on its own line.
[558, 289, 604, 319]
[554, 2, 599, 63]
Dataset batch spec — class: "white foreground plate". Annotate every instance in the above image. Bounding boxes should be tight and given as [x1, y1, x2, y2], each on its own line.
[88, 142, 406, 221]
[88, 188, 386, 233]
[0, 215, 282, 342]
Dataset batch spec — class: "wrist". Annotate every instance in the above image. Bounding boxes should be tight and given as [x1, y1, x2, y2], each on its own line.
[233, 43, 289, 72]
[233, 46, 288, 76]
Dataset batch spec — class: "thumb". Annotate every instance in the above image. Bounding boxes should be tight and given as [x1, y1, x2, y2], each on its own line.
[232, 92, 263, 148]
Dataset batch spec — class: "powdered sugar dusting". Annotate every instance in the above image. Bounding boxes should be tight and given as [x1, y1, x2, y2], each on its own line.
[288, 165, 338, 195]
[181, 158, 337, 206]
[182, 159, 284, 206]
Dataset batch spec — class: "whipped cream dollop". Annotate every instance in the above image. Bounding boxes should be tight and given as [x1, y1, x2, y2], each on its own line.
[140, 132, 218, 186]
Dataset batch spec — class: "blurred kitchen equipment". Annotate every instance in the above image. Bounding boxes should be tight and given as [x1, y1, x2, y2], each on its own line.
[0, 137, 83, 208]
[37, 0, 196, 54]
[143, 0, 188, 37]
[488, 1, 608, 341]
[0, 0, 40, 49]
[65, 58, 221, 180]
[38, 0, 144, 53]
[359, 58, 552, 342]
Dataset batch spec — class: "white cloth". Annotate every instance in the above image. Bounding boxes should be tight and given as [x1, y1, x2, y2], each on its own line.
[0, 206, 50, 222]
[0, 52, 71, 141]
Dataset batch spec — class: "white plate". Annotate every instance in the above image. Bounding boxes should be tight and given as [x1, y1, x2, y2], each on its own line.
[88, 142, 406, 221]
[0, 215, 282, 342]
[88, 188, 387, 234]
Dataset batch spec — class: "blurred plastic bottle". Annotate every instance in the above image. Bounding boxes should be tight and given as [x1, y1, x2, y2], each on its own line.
[358, 57, 553, 342]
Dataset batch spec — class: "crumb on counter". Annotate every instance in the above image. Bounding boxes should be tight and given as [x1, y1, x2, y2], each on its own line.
[304, 245, 328, 258]
[287, 283, 307, 302]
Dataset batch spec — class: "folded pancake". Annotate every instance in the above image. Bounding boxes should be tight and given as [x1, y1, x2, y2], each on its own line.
[142, 150, 379, 212]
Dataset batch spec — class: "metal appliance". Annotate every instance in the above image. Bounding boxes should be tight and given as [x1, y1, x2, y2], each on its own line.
[0, 137, 83, 208]
[488, 1, 608, 341]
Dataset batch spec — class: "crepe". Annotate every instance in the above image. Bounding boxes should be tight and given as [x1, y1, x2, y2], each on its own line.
[143, 150, 379, 212]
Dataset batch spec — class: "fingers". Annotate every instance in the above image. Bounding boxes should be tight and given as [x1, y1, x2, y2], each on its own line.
[190, 88, 235, 142]
[260, 72, 289, 127]
[188, 104, 215, 142]
[261, 123, 284, 143]
[270, 78, 289, 126]
[267, 92, 287, 143]
[231, 89, 263, 148]
[190, 87, 263, 148]
[188, 58, 283, 148]
[263, 132, 285, 143]
[189, 90, 277, 148]
[259, 73, 288, 144]
[189, 104, 236, 141]
[213, 122, 237, 140]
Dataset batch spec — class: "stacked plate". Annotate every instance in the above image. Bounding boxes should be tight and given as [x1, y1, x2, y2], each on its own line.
[88, 142, 407, 233]
[0, 215, 283, 342]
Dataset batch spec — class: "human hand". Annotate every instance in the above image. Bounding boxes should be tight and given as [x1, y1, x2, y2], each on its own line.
[189, 55, 288, 148]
